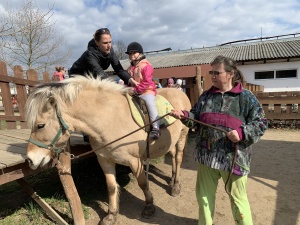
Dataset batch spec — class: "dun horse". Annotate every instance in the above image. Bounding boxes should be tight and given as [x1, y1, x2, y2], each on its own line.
[25, 76, 191, 225]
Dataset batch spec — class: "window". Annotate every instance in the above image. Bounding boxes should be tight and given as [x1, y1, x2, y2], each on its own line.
[276, 69, 297, 78]
[255, 69, 297, 80]
[255, 71, 274, 79]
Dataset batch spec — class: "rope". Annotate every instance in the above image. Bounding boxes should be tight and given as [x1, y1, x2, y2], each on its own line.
[71, 112, 171, 160]
[181, 115, 238, 197]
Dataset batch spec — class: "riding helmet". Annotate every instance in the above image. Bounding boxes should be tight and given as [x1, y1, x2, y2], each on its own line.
[125, 42, 143, 54]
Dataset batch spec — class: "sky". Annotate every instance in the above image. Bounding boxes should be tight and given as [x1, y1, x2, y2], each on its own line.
[1, 0, 300, 68]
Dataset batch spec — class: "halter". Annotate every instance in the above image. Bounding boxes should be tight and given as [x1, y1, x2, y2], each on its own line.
[28, 106, 73, 156]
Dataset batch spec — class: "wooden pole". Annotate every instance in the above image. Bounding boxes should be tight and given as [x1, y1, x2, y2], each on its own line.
[16, 178, 68, 225]
[194, 66, 203, 100]
[56, 140, 85, 225]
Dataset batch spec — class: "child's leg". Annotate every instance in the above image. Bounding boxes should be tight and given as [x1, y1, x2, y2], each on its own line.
[139, 94, 159, 129]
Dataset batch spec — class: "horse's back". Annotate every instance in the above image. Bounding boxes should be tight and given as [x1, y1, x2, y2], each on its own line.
[157, 88, 191, 111]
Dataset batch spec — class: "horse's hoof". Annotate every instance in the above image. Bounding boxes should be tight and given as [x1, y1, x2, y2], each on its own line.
[171, 183, 181, 197]
[100, 213, 118, 225]
[142, 204, 155, 219]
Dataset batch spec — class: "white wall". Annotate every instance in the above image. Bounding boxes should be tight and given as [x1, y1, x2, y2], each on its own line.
[238, 61, 300, 92]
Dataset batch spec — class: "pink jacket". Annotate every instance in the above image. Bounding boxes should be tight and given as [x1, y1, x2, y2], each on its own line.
[52, 71, 64, 81]
[127, 59, 156, 95]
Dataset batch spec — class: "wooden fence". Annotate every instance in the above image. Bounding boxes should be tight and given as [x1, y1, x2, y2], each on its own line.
[0, 61, 52, 130]
[0, 61, 300, 128]
[245, 82, 264, 92]
[255, 91, 300, 127]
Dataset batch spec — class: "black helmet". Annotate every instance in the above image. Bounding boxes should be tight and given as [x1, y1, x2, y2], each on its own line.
[126, 42, 143, 54]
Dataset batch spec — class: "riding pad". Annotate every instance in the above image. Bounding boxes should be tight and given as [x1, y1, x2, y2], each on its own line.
[126, 93, 177, 128]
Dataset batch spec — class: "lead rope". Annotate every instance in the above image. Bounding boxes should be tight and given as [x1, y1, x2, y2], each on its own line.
[181, 115, 238, 197]
[71, 113, 170, 159]
[69, 112, 237, 197]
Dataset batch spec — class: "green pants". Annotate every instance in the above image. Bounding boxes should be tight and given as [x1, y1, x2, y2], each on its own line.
[196, 164, 253, 225]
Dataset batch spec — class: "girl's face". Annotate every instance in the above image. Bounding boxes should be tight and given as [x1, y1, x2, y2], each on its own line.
[95, 34, 112, 55]
[210, 63, 233, 91]
[128, 52, 140, 61]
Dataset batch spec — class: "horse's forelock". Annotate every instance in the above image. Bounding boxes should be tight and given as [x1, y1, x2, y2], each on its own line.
[25, 82, 75, 129]
[25, 86, 52, 129]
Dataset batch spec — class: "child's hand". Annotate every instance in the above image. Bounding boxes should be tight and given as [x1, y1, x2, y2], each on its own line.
[128, 88, 138, 96]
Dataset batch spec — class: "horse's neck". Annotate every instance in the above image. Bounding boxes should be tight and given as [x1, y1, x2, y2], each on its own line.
[67, 92, 132, 136]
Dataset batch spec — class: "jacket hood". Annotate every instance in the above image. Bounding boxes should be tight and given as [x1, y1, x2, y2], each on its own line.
[87, 39, 98, 51]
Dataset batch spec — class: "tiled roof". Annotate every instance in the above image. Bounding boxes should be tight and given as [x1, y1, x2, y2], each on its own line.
[109, 36, 300, 71]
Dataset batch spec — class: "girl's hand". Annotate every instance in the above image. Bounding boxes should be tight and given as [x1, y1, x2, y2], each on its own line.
[128, 88, 136, 96]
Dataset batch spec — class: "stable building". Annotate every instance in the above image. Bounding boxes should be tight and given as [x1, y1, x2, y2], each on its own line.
[109, 34, 300, 106]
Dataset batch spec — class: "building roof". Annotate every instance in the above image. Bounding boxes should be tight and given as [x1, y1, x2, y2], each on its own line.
[109, 36, 300, 71]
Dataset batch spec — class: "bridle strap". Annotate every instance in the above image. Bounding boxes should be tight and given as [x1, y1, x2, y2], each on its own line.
[28, 137, 50, 149]
[56, 110, 70, 131]
[28, 106, 73, 155]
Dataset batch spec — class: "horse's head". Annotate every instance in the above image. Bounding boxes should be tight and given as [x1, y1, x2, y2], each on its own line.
[25, 76, 129, 169]
[25, 83, 72, 170]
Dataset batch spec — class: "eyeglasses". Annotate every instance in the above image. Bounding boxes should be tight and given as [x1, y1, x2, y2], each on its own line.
[95, 28, 110, 35]
[208, 70, 226, 76]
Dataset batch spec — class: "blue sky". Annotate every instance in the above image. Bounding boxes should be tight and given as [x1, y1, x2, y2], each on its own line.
[1, 0, 300, 68]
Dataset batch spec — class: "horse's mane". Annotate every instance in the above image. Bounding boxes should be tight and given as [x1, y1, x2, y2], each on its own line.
[25, 76, 129, 129]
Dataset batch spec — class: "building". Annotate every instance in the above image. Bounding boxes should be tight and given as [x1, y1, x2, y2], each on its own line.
[109, 34, 300, 105]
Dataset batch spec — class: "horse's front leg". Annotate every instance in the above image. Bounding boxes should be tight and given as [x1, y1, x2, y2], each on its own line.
[170, 129, 188, 197]
[97, 157, 119, 225]
[130, 157, 155, 218]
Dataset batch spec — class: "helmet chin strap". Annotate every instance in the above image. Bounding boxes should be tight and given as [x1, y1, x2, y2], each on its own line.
[131, 54, 145, 65]
[130, 53, 140, 65]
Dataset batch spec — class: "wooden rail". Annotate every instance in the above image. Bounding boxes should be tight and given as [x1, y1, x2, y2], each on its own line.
[255, 92, 300, 124]
[245, 82, 264, 92]
[0, 61, 51, 129]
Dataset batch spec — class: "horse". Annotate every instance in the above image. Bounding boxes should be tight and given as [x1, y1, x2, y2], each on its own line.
[25, 76, 191, 225]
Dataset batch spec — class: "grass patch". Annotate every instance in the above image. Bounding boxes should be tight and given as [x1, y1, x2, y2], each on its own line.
[0, 156, 132, 224]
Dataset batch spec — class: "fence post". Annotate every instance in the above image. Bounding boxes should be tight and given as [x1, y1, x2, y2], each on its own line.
[0, 61, 16, 129]
[194, 66, 202, 100]
[13, 65, 28, 128]
[43, 71, 51, 82]
[26, 69, 39, 93]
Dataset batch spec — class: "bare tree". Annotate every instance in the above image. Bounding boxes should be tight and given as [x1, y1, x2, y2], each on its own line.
[0, 0, 71, 72]
[114, 40, 127, 60]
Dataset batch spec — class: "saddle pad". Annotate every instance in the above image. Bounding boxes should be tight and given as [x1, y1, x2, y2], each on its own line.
[126, 94, 177, 128]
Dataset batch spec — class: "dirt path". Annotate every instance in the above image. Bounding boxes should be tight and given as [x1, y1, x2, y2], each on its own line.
[84, 129, 300, 225]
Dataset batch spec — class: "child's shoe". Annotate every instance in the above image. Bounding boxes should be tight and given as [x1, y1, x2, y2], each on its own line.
[149, 128, 160, 140]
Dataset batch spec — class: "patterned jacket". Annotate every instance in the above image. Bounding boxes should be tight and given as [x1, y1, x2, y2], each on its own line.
[182, 82, 268, 176]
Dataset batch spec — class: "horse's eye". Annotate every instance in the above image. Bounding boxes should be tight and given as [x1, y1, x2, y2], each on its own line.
[37, 124, 45, 129]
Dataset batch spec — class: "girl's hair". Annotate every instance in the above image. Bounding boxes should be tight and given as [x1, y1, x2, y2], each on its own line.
[55, 66, 65, 72]
[94, 28, 111, 42]
[211, 55, 245, 85]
